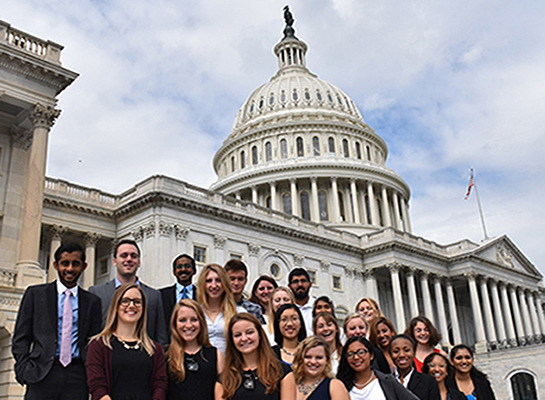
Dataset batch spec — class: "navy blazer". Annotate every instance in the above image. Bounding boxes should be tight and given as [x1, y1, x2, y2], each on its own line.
[89, 279, 168, 346]
[11, 281, 102, 385]
[160, 284, 197, 326]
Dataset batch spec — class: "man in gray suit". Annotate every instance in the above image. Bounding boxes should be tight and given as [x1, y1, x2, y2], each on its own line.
[89, 239, 167, 345]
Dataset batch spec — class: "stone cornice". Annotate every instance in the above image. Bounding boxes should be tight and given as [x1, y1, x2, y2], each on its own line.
[43, 196, 116, 218]
[114, 190, 364, 255]
[0, 44, 78, 94]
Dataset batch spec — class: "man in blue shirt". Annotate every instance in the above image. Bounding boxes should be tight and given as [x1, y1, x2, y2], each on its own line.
[12, 242, 102, 399]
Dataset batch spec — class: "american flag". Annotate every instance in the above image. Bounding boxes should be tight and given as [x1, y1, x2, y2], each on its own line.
[464, 169, 475, 200]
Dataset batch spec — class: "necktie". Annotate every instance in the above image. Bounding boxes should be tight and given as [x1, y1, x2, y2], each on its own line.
[181, 287, 188, 299]
[59, 290, 73, 367]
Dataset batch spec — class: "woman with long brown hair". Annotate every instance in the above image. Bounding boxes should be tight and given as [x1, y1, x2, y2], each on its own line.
[86, 283, 167, 400]
[215, 313, 295, 400]
[249, 275, 278, 318]
[166, 299, 224, 400]
[197, 264, 243, 355]
[369, 317, 397, 372]
[404, 316, 444, 373]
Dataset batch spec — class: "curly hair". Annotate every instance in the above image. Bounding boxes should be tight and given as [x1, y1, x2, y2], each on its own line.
[404, 316, 442, 347]
[292, 336, 332, 383]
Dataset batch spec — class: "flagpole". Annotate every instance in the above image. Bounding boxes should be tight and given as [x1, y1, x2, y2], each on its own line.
[473, 180, 489, 240]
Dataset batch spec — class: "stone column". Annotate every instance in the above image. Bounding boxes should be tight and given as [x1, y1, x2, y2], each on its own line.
[381, 186, 392, 227]
[420, 272, 434, 322]
[388, 263, 406, 330]
[290, 179, 299, 217]
[499, 283, 518, 346]
[331, 177, 340, 222]
[310, 177, 319, 222]
[445, 279, 462, 345]
[402, 198, 412, 232]
[47, 225, 66, 283]
[82, 232, 99, 289]
[360, 191, 368, 225]
[363, 269, 379, 306]
[269, 181, 277, 210]
[509, 285, 526, 344]
[534, 293, 545, 340]
[489, 280, 507, 347]
[527, 291, 542, 341]
[16, 104, 60, 284]
[251, 186, 258, 204]
[433, 276, 450, 347]
[406, 268, 419, 319]
[367, 182, 379, 226]
[467, 273, 487, 352]
[392, 191, 402, 230]
[518, 288, 534, 341]
[479, 278, 497, 347]
[350, 178, 361, 223]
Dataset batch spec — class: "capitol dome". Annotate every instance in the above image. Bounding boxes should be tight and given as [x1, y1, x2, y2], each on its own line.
[210, 12, 412, 235]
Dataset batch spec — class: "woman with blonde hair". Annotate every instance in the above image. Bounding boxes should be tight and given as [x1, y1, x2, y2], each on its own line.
[354, 298, 382, 326]
[86, 283, 167, 400]
[197, 263, 243, 355]
[265, 287, 295, 341]
[292, 336, 349, 400]
[166, 299, 224, 400]
[215, 313, 295, 400]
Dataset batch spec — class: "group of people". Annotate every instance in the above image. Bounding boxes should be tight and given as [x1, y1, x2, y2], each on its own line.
[12, 239, 496, 400]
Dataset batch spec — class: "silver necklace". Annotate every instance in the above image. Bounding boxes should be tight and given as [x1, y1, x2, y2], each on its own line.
[354, 371, 375, 389]
[298, 377, 323, 395]
[281, 347, 296, 356]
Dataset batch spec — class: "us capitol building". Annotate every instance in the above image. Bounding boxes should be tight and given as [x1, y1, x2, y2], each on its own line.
[0, 13, 543, 400]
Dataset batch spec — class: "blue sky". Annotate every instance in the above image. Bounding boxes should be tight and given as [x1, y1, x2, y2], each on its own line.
[4, 0, 545, 275]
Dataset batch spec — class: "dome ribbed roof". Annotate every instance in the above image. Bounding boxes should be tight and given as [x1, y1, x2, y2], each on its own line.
[229, 37, 365, 138]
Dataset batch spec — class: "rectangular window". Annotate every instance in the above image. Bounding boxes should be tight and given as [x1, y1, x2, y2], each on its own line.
[194, 246, 206, 264]
[229, 253, 242, 260]
[98, 257, 109, 276]
[332, 275, 342, 290]
[308, 270, 317, 286]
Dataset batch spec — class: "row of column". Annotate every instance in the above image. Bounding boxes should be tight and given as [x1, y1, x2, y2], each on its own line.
[364, 265, 545, 351]
[238, 177, 411, 232]
[47, 225, 102, 289]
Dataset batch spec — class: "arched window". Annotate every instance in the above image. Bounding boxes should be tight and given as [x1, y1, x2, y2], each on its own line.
[240, 150, 246, 169]
[355, 142, 362, 159]
[265, 196, 271, 209]
[328, 137, 335, 156]
[318, 191, 328, 221]
[296, 137, 304, 157]
[280, 139, 288, 159]
[231, 156, 235, 172]
[300, 192, 311, 220]
[312, 136, 320, 156]
[265, 141, 272, 161]
[252, 145, 258, 165]
[338, 191, 346, 221]
[283, 193, 292, 214]
[366, 145, 371, 161]
[511, 371, 537, 400]
[342, 139, 349, 157]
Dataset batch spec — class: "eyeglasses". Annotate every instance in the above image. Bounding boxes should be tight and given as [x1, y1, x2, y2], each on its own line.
[120, 298, 143, 307]
[346, 348, 369, 360]
[175, 263, 194, 270]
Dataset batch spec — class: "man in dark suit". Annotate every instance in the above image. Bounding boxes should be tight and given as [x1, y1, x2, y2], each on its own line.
[89, 239, 168, 346]
[12, 242, 102, 400]
[160, 254, 197, 334]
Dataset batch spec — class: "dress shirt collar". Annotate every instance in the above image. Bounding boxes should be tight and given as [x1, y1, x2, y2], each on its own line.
[115, 275, 140, 288]
[56, 279, 78, 298]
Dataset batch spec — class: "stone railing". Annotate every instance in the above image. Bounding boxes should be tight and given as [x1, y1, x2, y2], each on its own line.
[0, 20, 64, 64]
[0, 269, 16, 287]
[45, 177, 118, 207]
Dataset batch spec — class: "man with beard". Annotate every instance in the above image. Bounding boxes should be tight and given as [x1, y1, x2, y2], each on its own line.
[288, 268, 316, 335]
[160, 253, 197, 338]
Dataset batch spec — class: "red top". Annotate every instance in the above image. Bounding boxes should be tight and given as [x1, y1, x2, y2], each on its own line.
[414, 348, 441, 373]
[86, 337, 167, 400]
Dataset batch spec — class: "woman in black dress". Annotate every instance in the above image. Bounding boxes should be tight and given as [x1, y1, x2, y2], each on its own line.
[215, 313, 296, 400]
[86, 283, 167, 400]
[166, 299, 224, 400]
[291, 336, 348, 400]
